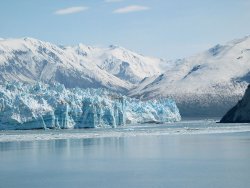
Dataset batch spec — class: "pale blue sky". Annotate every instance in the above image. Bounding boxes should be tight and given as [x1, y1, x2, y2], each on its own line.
[0, 0, 250, 59]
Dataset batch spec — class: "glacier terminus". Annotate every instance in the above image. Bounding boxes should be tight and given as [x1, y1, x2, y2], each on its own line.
[0, 82, 181, 130]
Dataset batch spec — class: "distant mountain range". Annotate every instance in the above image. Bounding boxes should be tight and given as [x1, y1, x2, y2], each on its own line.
[0, 37, 167, 93]
[1, 36, 250, 117]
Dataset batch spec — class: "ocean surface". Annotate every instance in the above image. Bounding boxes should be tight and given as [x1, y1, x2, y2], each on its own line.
[0, 120, 250, 188]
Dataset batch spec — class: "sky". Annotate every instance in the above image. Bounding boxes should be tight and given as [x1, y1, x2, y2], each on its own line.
[0, 0, 250, 59]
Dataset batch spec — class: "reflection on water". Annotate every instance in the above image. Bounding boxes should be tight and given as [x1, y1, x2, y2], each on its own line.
[0, 132, 250, 188]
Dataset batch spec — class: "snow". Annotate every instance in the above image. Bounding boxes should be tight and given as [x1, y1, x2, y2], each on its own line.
[0, 37, 168, 93]
[130, 35, 250, 97]
[0, 37, 132, 92]
[129, 35, 250, 116]
[1, 35, 250, 118]
[0, 82, 181, 130]
[63, 43, 169, 84]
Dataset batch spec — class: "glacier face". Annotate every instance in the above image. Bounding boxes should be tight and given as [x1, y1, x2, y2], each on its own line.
[0, 83, 181, 130]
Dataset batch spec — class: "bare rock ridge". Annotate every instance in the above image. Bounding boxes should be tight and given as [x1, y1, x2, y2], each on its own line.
[220, 85, 250, 123]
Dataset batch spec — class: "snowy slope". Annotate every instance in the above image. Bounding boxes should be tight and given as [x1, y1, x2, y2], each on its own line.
[130, 36, 250, 117]
[0, 37, 133, 92]
[0, 37, 168, 92]
[64, 44, 169, 84]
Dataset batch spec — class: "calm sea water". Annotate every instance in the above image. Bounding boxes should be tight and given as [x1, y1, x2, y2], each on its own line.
[0, 120, 250, 188]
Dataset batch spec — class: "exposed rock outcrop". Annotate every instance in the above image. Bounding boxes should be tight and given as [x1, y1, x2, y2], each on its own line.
[220, 85, 250, 123]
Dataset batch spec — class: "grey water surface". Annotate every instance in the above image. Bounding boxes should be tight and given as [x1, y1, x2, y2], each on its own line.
[0, 121, 250, 188]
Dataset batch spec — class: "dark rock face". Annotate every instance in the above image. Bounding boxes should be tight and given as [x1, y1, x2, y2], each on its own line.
[220, 85, 250, 123]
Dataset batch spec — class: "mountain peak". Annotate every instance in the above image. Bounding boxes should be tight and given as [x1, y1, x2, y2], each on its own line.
[108, 45, 131, 52]
[0, 36, 167, 91]
[77, 43, 93, 50]
[21, 37, 45, 46]
[109, 44, 120, 49]
[22, 37, 38, 41]
[226, 35, 250, 46]
[208, 44, 225, 56]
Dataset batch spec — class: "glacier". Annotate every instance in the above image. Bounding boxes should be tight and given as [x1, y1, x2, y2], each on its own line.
[2, 36, 250, 118]
[0, 82, 181, 130]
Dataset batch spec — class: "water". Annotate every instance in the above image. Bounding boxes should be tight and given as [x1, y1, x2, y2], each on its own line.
[0, 120, 250, 188]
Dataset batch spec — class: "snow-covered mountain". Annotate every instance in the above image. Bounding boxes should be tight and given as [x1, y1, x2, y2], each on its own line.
[2, 36, 250, 117]
[0, 37, 167, 93]
[129, 36, 250, 117]
[64, 44, 169, 84]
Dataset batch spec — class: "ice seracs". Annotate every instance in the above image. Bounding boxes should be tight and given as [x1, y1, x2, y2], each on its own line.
[0, 82, 181, 130]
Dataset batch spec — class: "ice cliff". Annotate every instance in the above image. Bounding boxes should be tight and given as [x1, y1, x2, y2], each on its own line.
[220, 85, 250, 123]
[0, 82, 181, 130]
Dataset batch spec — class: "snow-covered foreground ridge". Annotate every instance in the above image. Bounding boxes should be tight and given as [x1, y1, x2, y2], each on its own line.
[130, 35, 250, 117]
[0, 82, 181, 130]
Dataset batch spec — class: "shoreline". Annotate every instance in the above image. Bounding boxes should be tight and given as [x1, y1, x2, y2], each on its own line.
[1, 123, 250, 143]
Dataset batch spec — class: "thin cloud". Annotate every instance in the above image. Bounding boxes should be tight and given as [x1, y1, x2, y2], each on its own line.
[54, 6, 88, 15]
[105, 0, 123, 3]
[113, 5, 150, 14]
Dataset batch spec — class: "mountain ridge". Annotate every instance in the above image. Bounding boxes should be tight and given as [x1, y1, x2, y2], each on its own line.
[129, 35, 250, 116]
[1, 36, 250, 117]
[0, 37, 168, 93]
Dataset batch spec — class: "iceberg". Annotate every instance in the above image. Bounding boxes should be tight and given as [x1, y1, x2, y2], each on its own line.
[0, 82, 181, 130]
